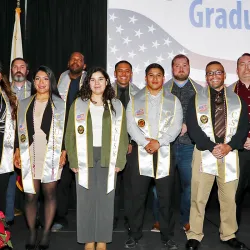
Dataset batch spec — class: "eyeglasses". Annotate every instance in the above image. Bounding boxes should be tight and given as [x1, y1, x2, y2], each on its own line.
[206, 70, 224, 76]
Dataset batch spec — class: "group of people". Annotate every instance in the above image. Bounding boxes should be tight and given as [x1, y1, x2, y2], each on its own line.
[0, 51, 249, 250]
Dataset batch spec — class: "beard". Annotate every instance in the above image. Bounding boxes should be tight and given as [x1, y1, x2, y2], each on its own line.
[12, 73, 26, 82]
[173, 72, 189, 81]
[69, 64, 83, 75]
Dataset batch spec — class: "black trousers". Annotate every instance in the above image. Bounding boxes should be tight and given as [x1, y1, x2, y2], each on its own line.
[236, 149, 250, 225]
[55, 162, 75, 224]
[128, 145, 175, 242]
[114, 152, 133, 221]
[0, 173, 10, 213]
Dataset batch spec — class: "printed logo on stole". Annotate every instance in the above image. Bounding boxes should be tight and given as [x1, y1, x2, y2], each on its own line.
[76, 113, 85, 121]
[78, 125, 85, 134]
[135, 109, 144, 116]
[138, 119, 145, 128]
[19, 124, 25, 132]
[200, 115, 208, 124]
[20, 134, 26, 143]
[198, 104, 208, 112]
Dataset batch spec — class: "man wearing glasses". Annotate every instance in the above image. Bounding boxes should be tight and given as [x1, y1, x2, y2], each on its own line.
[185, 61, 248, 250]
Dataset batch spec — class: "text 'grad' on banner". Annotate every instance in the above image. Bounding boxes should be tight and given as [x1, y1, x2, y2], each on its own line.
[107, 0, 250, 87]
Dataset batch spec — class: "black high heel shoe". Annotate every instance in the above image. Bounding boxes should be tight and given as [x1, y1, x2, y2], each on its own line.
[25, 230, 37, 250]
[38, 231, 50, 250]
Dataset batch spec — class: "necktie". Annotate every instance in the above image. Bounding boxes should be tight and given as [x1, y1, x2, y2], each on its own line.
[119, 88, 127, 108]
[214, 92, 226, 139]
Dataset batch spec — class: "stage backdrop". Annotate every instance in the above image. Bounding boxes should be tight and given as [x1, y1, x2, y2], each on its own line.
[107, 0, 250, 87]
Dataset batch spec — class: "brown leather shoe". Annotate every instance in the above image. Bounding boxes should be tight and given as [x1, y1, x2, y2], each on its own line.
[85, 242, 95, 250]
[183, 223, 190, 231]
[96, 242, 106, 250]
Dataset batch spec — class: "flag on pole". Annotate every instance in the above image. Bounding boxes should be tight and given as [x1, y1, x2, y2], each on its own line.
[10, 6, 23, 82]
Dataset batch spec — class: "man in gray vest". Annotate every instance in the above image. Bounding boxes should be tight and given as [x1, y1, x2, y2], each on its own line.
[112, 60, 140, 231]
[164, 54, 203, 232]
[5, 57, 31, 225]
[52, 52, 86, 232]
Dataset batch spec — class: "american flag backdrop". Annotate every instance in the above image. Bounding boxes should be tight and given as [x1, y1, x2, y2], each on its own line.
[107, 9, 237, 88]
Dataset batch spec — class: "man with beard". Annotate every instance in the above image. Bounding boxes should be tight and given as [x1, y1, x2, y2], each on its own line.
[112, 61, 140, 231]
[185, 61, 248, 250]
[229, 53, 250, 227]
[164, 54, 203, 232]
[5, 58, 31, 226]
[51, 52, 86, 232]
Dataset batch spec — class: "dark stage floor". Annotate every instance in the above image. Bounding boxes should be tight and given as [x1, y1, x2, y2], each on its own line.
[10, 207, 250, 250]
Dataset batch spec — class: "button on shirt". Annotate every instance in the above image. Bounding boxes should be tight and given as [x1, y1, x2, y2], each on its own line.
[126, 89, 183, 147]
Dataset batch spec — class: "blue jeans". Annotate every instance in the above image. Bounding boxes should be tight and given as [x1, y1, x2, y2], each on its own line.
[5, 171, 17, 221]
[152, 186, 159, 222]
[173, 143, 194, 226]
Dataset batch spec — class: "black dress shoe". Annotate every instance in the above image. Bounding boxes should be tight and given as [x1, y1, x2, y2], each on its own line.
[185, 239, 200, 250]
[163, 239, 178, 250]
[124, 237, 137, 249]
[25, 231, 37, 250]
[25, 244, 36, 250]
[221, 238, 246, 249]
[38, 231, 50, 250]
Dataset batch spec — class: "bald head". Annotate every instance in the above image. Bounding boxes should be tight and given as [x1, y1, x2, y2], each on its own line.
[68, 52, 86, 76]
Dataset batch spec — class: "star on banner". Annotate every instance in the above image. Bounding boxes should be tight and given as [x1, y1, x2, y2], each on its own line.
[110, 46, 119, 54]
[123, 37, 132, 45]
[109, 13, 118, 22]
[152, 40, 160, 49]
[128, 51, 136, 58]
[144, 60, 150, 67]
[116, 25, 124, 34]
[156, 54, 165, 63]
[168, 51, 175, 59]
[164, 37, 172, 46]
[135, 29, 143, 38]
[129, 16, 138, 24]
[139, 44, 147, 52]
[179, 49, 188, 55]
[108, 34, 112, 44]
[148, 25, 156, 33]
[134, 65, 142, 74]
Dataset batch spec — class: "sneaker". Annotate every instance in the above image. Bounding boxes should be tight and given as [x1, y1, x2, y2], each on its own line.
[124, 237, 137, 249]
[151, 222, 160, 232]
[51, 223, 64, 232]
[163, 239, 178, 250]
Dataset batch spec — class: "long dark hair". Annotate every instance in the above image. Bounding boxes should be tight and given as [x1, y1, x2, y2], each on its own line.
[31, 65, 61, 107]
[77, 67, 116, 113]
[0, 66, 17, 120]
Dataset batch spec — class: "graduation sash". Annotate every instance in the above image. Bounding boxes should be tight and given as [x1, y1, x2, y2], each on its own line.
[196, 87, 241, 182]
[132, 87, 177, 178]
[0, 89, 15, 174]
[74, 98, 123, 193]
[58, 70, 86, 102]
[18, 95, 66, 193]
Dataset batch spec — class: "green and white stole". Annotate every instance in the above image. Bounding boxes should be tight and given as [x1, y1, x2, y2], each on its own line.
[0, 88, 15, 174]
[18, 95, 66, 193]
[112, 81, 140, 99]
[196, 87, 241, 182]
[58, 70, 86, 102]
[74, 98, 123, 193]
[132, 88, 177, 178]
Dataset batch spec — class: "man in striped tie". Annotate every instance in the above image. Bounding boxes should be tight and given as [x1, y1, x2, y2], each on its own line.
[185, 61, 248, 250]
